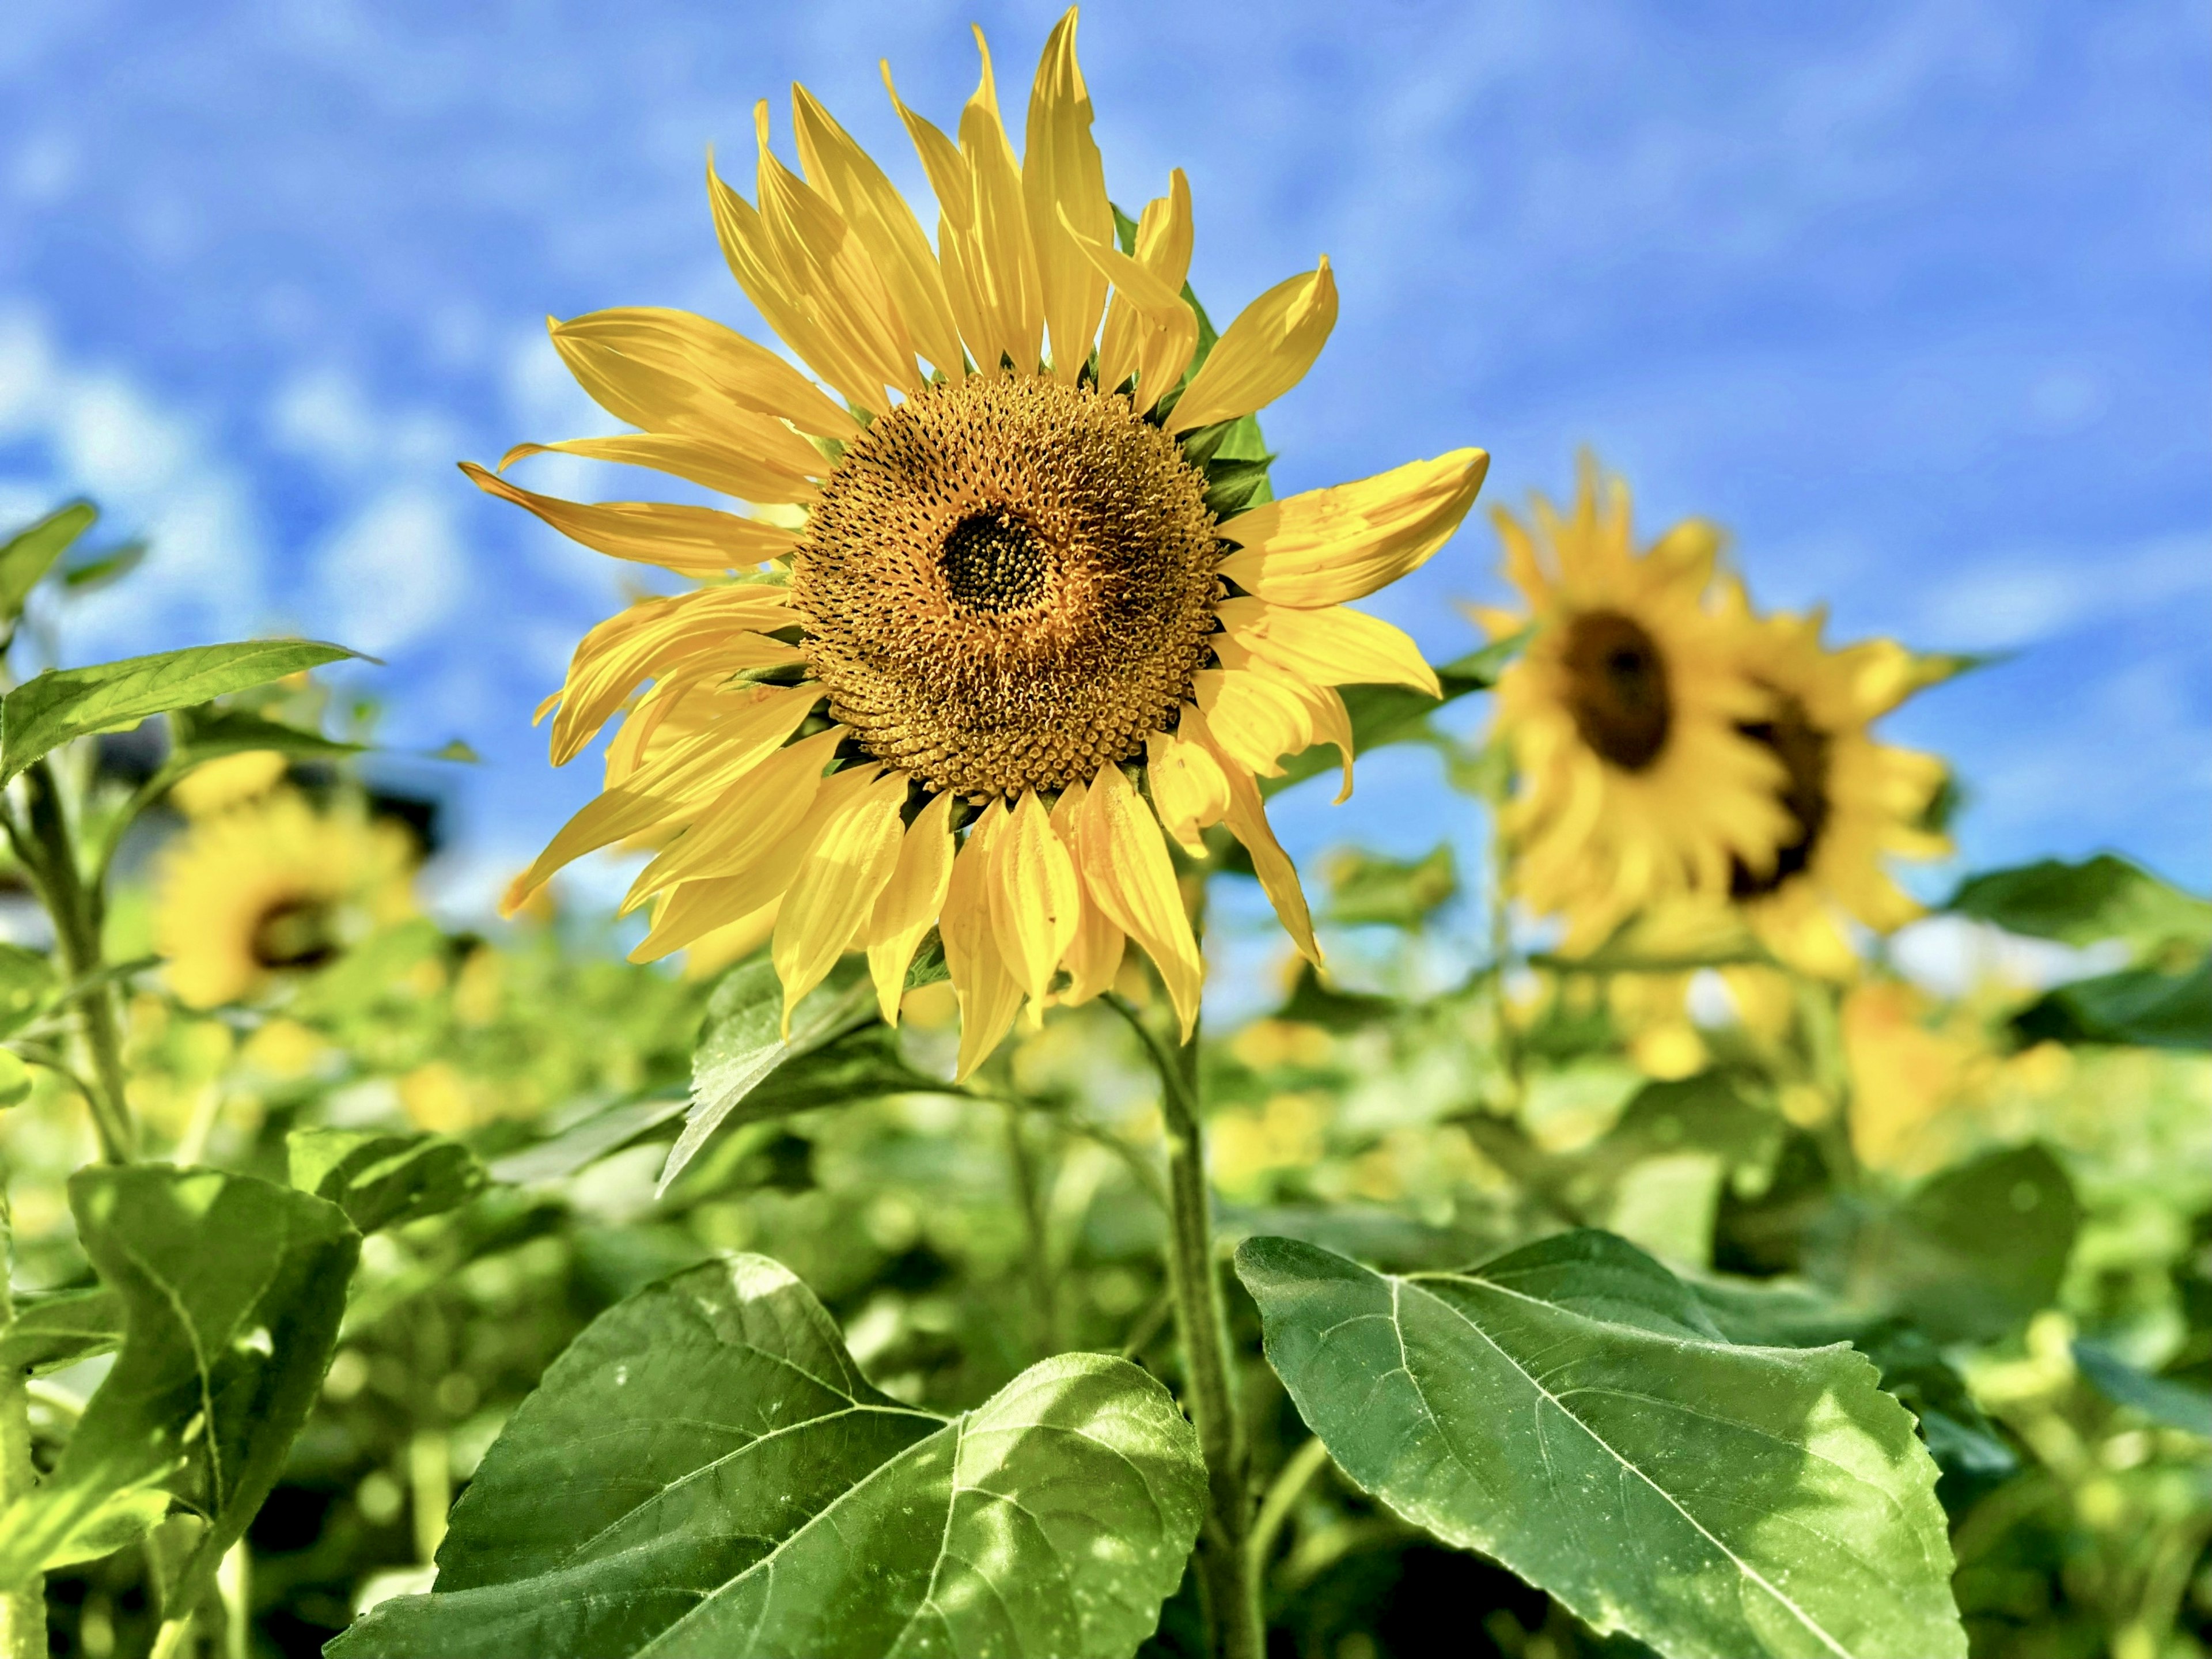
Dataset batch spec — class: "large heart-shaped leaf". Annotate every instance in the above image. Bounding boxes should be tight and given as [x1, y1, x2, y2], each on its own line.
[289, 1127, 488, 1233]
[0, 638, 358, 781]
[1236, 1229, 1964, 1659]
[0, 1167, 358, 1585]
[332, 1253, 1205, 1659]
[1946, 854, 2212, 958]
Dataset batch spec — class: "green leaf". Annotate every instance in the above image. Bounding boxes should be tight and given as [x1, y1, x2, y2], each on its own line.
[0, 942, 58, 1040]
[1814, 1142, 2081, 1344]
[1321, 843, 1458, 929]
[0, 501, 96, 622]
[288, 1127, 488, 1233]
[1201, 454, 1276, 518]
[330, 1253, 1205, 1659]
[732, 1023, 949, 1119]
[0, 1048, 28, 1107]
[1, 638, 360, 782]
[1690, 1277, 2018, 1492]
[0, 1166, 357, 1582]
[0, 1287, 124, 1376]
[1271, 960, 1397, 1031]
[662, 957, 880, 1194]
[1236, 1229, 1964, 1659]
[168, 702, 364, 769]
[486, 1095, 691, 1186]
[1946, 854, 2212, 957]
[2011, 960, 2212, 1051]
[1261, 632, 1524, 798]
[59, 539, 147, 594]
[2071, 1340, 2212, 1437]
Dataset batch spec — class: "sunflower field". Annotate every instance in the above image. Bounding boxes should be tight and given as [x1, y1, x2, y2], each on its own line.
[1, 13, 2207, 1659]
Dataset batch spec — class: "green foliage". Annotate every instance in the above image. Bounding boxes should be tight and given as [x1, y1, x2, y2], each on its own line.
[0, 1287, 122, 1377]
[0, 1168, 357, 1586]
[0, 501, 96, 624]
[1323, 843, 1458, 929]
[1948, 854, 2212, 959]
[1, 638, 359, 782]
[1237, 1230, 1967, 1659]
[1815, 1144, 2081, 1344]
[289, 1127, 489, 1233]
[2070, 1341, 2212, 1437]
[333, 1255, 1205, 1659]
[2012, 960, 2212, 1050]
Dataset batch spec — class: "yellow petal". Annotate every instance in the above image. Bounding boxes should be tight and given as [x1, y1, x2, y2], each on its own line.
[1061, 206, 1197, 416]
[863, 788, 957, 1025]
[988, 789, 1081, 1012]
[1099, 170, 1196, 404]
[624, 726, 844, 907]
[630, 879, 771, 963]
[498, 435, 819, 507]
[1187, 708, 1321, 966]
[880, 61, 996, 371]
[792, 84, 967, 379]
[1145, 725, 1231, 855]
[941, 801, 1025, 1080]
[548, 585, 798, 764]
[1049, 781, 1124, 1005]
[506, 683, 825, 913]
[1218, 449, 1489, 607]
[542, 336, 834, 479]
[1023, 10, 1112, 382]
[1218, 595, 1441, 697]
[1075, 763, 1202, 1039]
[460, 461, 795, 576]
[957, 27, 1043, 374]
[549, 306, 855, 440]
[1168, 257, 1338, 435]
[752, 101, 921, 402]
[772, 768, 907, 1035]
[706, 153, 885, 416]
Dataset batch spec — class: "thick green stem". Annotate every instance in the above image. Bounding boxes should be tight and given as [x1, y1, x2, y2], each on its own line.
[0, 1175, 45, 1659]
[21, 762, 132, 1162]
[1104, 992, 1261, 1659]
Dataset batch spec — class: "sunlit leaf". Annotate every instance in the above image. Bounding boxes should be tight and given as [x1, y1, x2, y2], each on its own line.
[0, 500, 96, 622]
[1237, 1229, 1965, 1659]
[331, 1253, 1205, 1659]
[1321, 843, 1457, 929]
[289, 1127, 488, 1232]
[661, 957, 879, 1193]
[0, 1167, 357, 1585]
[1, 638, 360, 782]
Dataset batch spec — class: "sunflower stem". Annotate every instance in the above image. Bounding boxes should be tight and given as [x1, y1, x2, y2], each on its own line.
[998, 1093, 1059, 1357]
[0, 1164, 46, 1659]
[1103, 989, 1262, 1659]
[20, 761, 133, 1164]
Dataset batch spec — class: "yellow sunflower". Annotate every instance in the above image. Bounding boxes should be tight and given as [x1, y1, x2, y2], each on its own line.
[474, 12, 1488, 1077]
[153, 791, 418, 1009]
[1714, 584, 1950, 976]
[1478, 457, 1786, 951]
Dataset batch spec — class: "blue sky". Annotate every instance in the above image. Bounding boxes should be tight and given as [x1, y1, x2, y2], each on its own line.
[1, 0, 2206, 921]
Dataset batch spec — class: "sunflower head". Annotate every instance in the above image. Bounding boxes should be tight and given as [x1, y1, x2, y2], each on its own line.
[154, 791, 418, 1009]
[1713, 585, 1951, 976]
[474, 10, 1487, 1078]
[1484, 456, 1787, 950]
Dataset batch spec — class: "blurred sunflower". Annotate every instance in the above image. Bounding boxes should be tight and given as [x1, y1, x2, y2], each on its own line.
[475, 11, 1487, 1075]
[154, 791, 417, 1009]
[1716, 586, 1950, 976]
[1477, 458, 1786, 951]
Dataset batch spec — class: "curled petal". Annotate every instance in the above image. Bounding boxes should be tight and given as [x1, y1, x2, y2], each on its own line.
[461, 462, 796, 576]
[1075, 764, 1202, 1039]
[942, 800, 1025, 1080]
[772, 768, 908, 1035]
[624, 727, 844, 907]
[1219, 449, 1489, 608]
[498, 434, 819, 507]
[989, 789, 1081, 1018]
[1218, 595, 1441, 698]
[863, 789, 957, 1025]
[1185, 708, 1321, 967]
[1049, 781, 1124, 1005]
[548, 306, 854, 440]
[1023, 10, 1112, 383]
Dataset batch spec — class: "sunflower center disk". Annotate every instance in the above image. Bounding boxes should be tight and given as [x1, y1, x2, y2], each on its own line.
[790, 374, 1222, 799]
[939, 508, 1052, 614]
[251, 896, 340, 971]
[1730, 691, 1833, 898]
[1561, 609, 1673, 771]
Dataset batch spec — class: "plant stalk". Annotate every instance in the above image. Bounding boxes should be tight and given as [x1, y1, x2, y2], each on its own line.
[20, 762, 133, 1162]
[1105, 991, 1261, 1659]
[999, 1097, 1059, 1356]
[0, 1171, 44, 1659]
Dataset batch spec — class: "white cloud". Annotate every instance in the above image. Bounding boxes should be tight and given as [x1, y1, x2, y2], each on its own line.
[1889, 914, 2127, 999]
[312, 487, 468, 657]
[1916, 532, 2212, 652]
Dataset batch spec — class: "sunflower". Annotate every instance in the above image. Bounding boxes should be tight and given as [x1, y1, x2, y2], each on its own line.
[474, 12, 1487, 1077]
[1713, 584, 1950, 976]
[1478, 457, 1786, 952]
[154, 791, 418, 1009]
